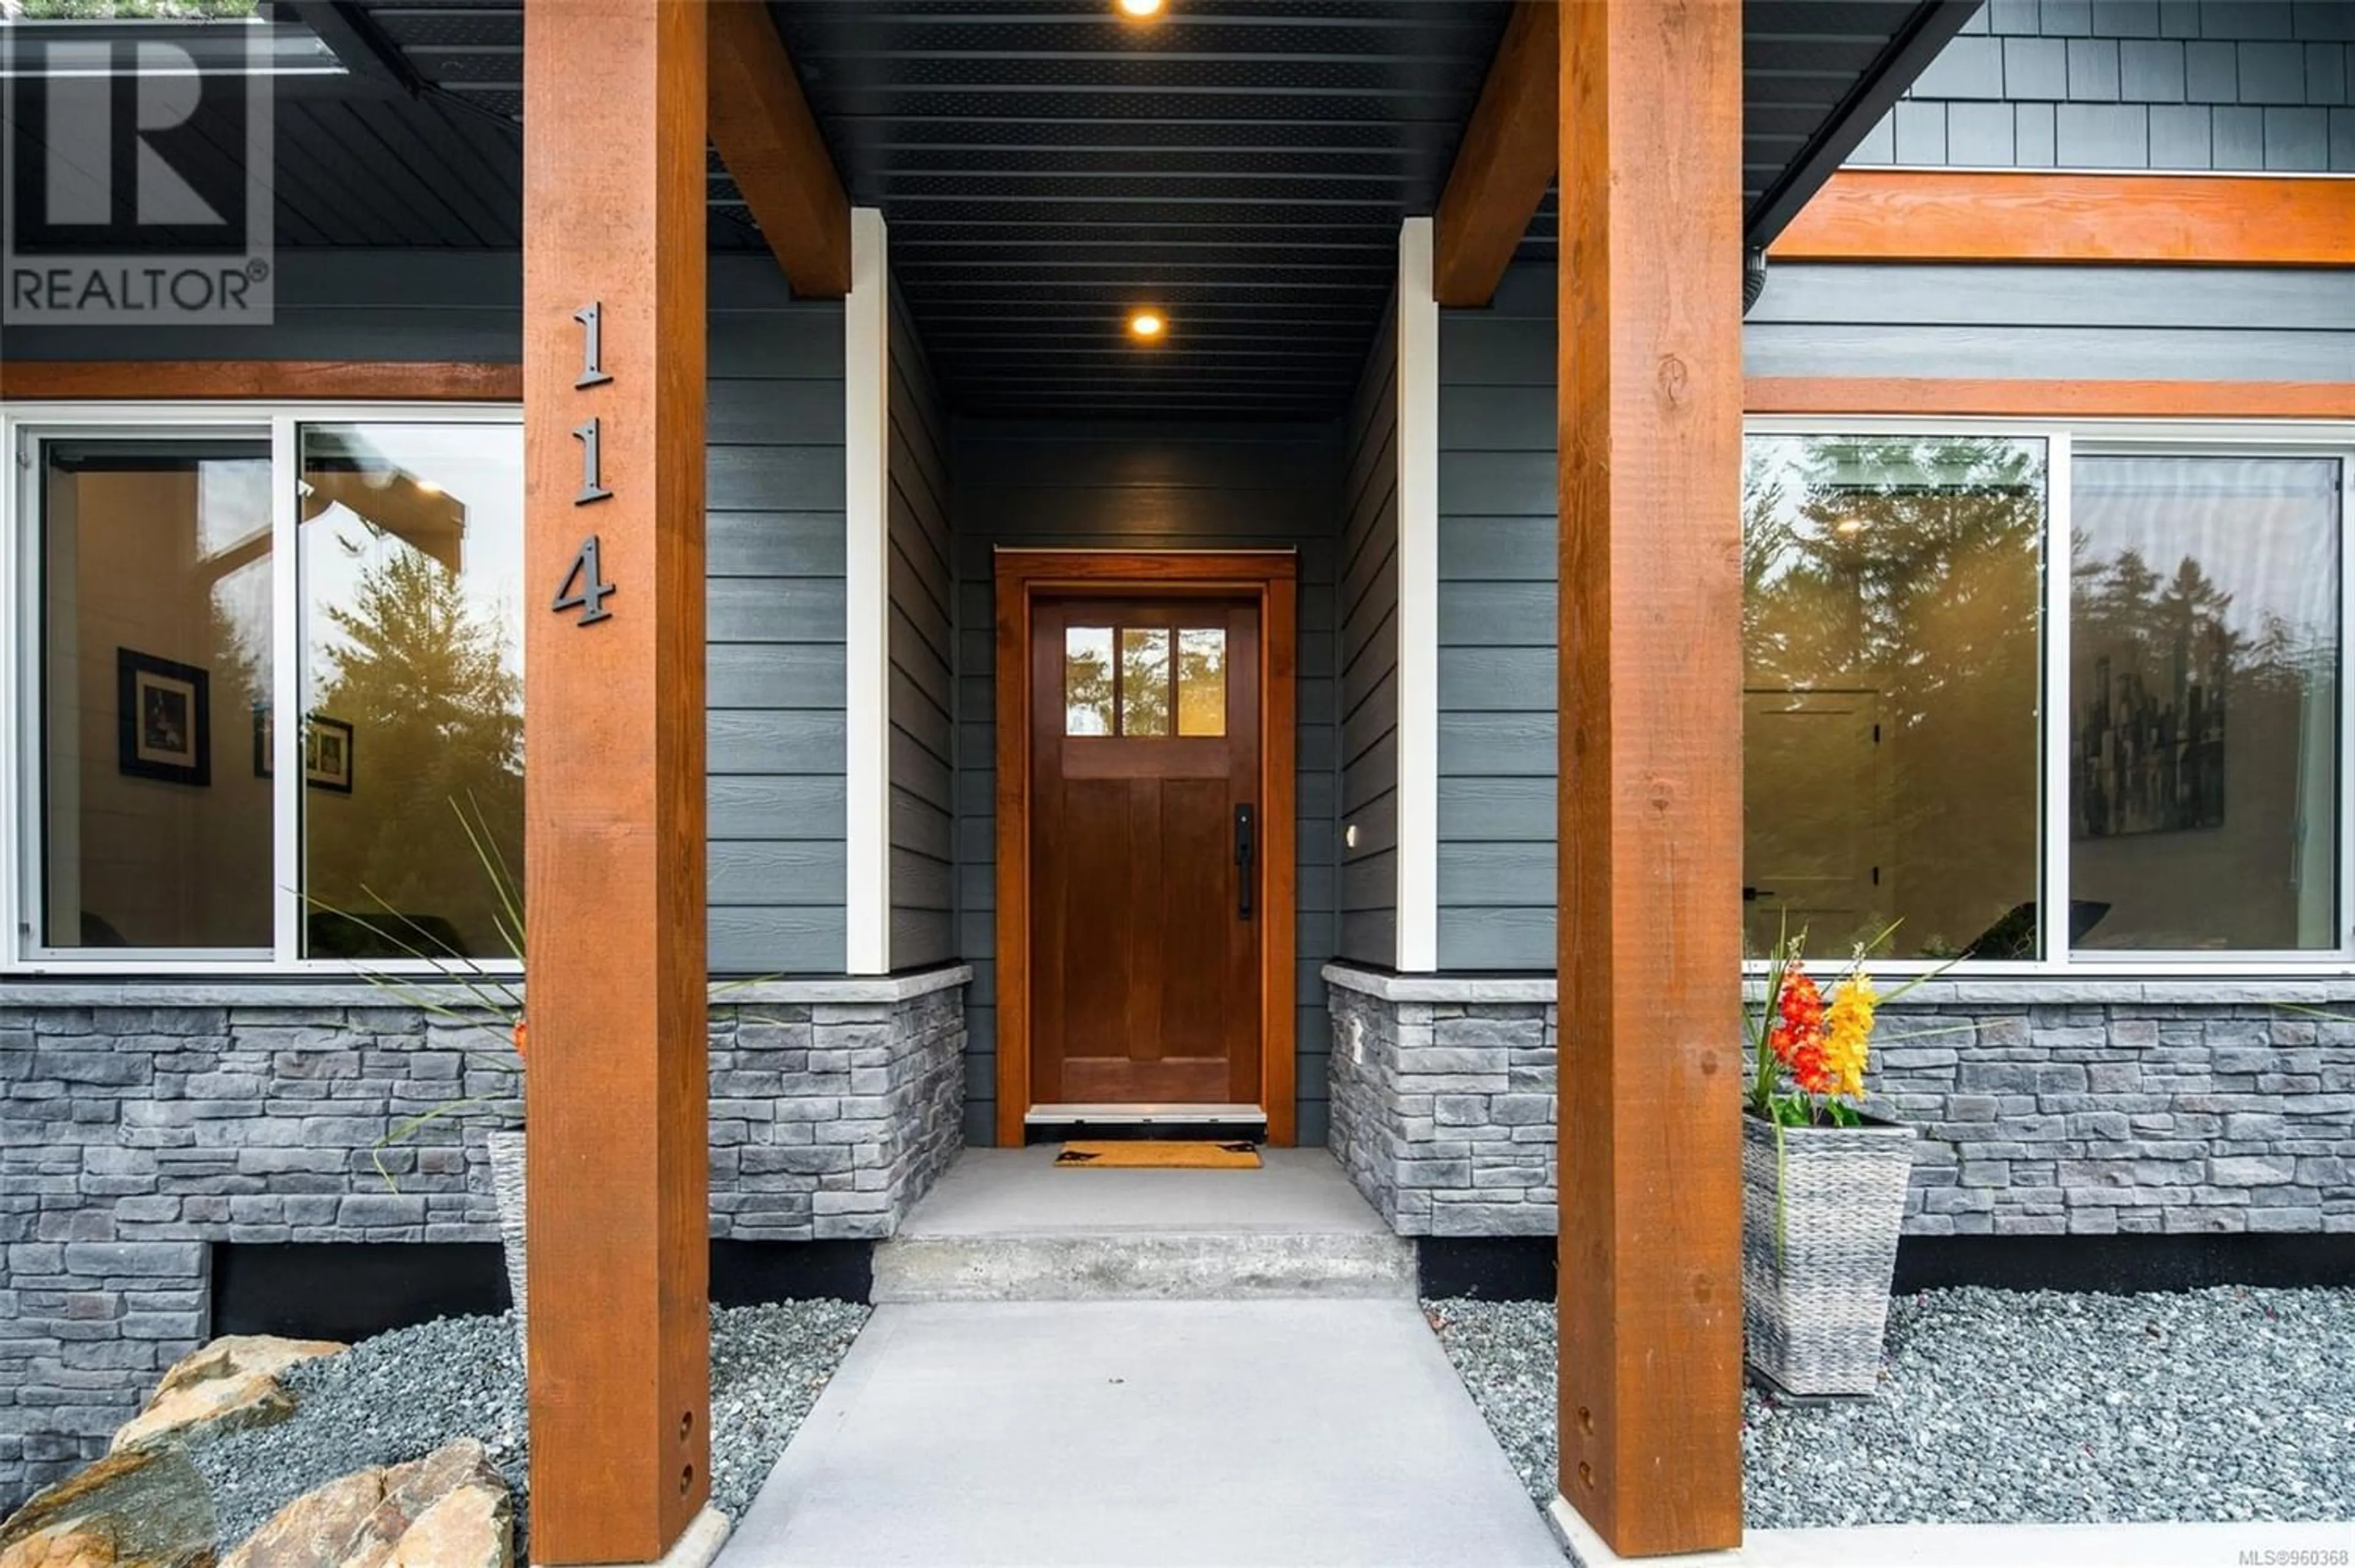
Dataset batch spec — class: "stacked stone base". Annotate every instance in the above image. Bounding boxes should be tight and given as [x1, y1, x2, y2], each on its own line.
[0, 967, 966, 1509]
[1326, 965, 2355, 1244]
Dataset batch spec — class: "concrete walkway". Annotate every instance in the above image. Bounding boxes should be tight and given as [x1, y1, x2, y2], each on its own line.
[717, 1296, 1566, 1568]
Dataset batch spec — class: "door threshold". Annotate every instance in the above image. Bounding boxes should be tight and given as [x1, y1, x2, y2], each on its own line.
[1025, 1103, 1266, 1125]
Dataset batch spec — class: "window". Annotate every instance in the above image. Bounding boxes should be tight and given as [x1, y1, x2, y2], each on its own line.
[2068, 456, 2341, 954]
[1744, 424, 2353, 971]
[1742, 435, 2045, 960]
[1065, 621, 1230, 739]
[299, 424, 525, 959]
[39, 438, 275, 954]
[9, 407, 523, 969]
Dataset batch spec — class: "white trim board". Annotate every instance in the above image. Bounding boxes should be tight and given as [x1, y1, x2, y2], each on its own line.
[1394, 217, 1441, 973]
[843, 206, 892, 975]
[1547, 1499, 2353, 1568]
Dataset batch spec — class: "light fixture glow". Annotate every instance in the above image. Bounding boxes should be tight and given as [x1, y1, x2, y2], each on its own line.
[1117, 0, 1165, 16]
[1129, 310, 1166, 340]
[1835, 518, 1866, 535]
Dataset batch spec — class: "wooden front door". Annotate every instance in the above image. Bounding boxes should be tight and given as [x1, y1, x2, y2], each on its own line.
[1028, 597, 1263, 1108]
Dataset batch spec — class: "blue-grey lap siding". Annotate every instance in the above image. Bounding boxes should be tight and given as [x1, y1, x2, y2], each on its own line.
[949, 420, 1346, 1145]
[1436, 266, 1558, 972]
[1850, 0, 2355, 170]
[10, 250, 853, 976]
[1430, 258, 2355, 972]
[887, 285, 957, 971]
[1338, 308, 1401, 968]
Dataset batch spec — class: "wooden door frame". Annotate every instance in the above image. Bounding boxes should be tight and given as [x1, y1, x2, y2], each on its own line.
[994, 549, 1298, 1148]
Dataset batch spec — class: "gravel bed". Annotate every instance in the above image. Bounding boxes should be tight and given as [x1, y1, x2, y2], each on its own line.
[1425, 1287, 2355, 1528]
[187, 1300, 869, 1551]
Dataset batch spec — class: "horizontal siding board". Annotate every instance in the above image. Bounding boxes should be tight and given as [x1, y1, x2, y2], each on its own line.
[1436, 908, 1555, 971]
[709, 644, 847, 711]
[708, 578, 848, 643]
[708, 711, 846, 776]
[1438, 712, 1555, 777]
[711, 776, 846, 841]
[711, 908, 846, 976]
[711, 841, 849, 906]
[1435, 777, 1553, 845]
[708, 513, 846, 579]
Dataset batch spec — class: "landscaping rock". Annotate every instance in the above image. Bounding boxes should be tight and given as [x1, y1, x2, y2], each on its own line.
[0, 1445, 217, 1568]
[113, 1338, 347, 1455]
[220, 1440, 508, 1568]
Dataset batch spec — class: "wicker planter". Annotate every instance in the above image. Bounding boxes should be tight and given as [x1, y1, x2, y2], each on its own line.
[485, 1128, 527, 1351]
[1740, 1110, 1916, 1397]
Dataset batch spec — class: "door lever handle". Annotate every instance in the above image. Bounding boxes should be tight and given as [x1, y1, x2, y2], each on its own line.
[1235, 804, 1256, 921]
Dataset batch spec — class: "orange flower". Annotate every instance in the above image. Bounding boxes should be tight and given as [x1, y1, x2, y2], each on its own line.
[513, 1017, 527, 1062]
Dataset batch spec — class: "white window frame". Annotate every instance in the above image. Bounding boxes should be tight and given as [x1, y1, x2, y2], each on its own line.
[1743, 415, 2355, 979]
[2, 400, 524, 976]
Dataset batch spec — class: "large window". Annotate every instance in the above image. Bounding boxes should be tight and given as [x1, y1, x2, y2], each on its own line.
[2069, 456, 2342, 955]
[11, 408, 522, 969]
[1745, 427, 2351, 970]
[1742, 435, 2045, 960]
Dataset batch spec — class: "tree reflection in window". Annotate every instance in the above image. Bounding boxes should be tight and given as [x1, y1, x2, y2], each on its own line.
[1120, 627, 1171, 736]
[1741, 436, 2045, 960]
[1066, 627, 1114, 735]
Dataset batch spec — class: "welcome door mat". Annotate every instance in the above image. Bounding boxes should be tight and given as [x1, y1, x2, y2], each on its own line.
[1054, 1140, 1262, 1169]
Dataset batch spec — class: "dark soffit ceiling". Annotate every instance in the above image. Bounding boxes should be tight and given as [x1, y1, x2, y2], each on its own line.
[4, 0, 1973, 420]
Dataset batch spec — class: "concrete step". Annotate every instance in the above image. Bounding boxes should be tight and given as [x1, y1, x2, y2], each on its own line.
[871, 1146, 1417, 1302]
[871, 1229, 1417, 1302]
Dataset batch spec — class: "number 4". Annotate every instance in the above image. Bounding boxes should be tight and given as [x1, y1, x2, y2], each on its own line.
[552, 534, 616, 625]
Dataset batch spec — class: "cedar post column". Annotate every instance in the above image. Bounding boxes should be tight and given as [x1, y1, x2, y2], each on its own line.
[521, 0, 710, 1560]
[1554, 0, 1745, 1556]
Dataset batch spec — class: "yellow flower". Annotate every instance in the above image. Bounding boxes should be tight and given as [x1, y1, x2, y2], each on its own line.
[1823, 972, 1877, 1100]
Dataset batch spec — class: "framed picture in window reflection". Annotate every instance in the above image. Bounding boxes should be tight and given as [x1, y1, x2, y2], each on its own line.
[116, 648, 210, 787]
[305, 714, 355, 795]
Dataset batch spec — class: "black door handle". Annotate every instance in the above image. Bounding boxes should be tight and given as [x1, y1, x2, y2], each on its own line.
[1235, 803, 1255, 920]
[1743, 886, 1775, 902]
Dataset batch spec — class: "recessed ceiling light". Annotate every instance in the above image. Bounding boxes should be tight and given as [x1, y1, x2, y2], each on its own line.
[1117, 0, 1165, 16]
[1129, 310, 1166, 340]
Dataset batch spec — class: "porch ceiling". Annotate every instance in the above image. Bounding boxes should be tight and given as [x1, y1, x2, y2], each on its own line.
[4, 0, 1967, 418]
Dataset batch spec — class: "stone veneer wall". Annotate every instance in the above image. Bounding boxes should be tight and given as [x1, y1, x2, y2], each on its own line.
[0, 971, 965, 1507]
[1325, 966, 2355, 1242]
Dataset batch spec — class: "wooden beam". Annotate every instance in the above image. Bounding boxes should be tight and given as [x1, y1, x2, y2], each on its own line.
[1555, 0, 1745, 1556]
[0, 360, 519, 401]
[1432, 0, 1558, 308]
[1747, 377, 2355, 419]
[708, 0, 852, 297]
[521, 0, 709, 1561]
[1771, 172, 2355, 267]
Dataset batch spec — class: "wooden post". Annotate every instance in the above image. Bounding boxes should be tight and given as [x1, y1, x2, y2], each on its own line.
[521, 0, 710, 1560]
[1554, 0, 1745, 1556]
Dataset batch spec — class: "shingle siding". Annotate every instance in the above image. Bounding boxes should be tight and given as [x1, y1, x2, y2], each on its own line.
[1848, 0, 2354, 170]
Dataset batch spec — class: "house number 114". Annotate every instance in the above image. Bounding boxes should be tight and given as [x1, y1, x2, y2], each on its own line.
[556, 300, 617, 625]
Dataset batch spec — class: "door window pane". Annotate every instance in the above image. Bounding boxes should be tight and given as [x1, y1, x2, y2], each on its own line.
[1742, 436, 2046, 960]
[39, 440, 274, 950]
[1120, 627, 1171, 736]
[300, 424, 524, 959]
[1177, 628, 1227, 736]
[1066, 627, 1114, 735]
[2069, 456, 2342, 953]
